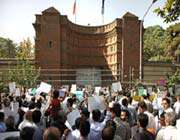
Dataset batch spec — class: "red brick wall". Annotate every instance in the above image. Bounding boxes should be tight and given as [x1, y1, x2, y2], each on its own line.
[33, 7, 141, 87]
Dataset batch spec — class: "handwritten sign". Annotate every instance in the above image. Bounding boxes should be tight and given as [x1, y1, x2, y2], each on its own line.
[37, 82, 52, 94]
[67, 109, 81, 127]
[138, 87, 147, 96]
[9, 82, 16, 93]
[70, 84, 77, 94]
[88, 96, 106, 112]
[59, 90, 65, 97]
[112, 82, 122, 92]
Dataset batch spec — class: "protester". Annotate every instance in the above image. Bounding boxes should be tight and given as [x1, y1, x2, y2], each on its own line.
[132, 113, 155, 140]
[0, 82, 180, 140]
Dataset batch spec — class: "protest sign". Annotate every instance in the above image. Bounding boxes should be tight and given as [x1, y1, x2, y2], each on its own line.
[112, 82, 122, 92]
[70, 84, 77, 93]
[62, 85, 69, 92]
[74, 91, 84, 101]
[37, 82, 52, 94]
[59, 90, 65, 97]
[147, 87, 152, 95]
[28, 88, 37, 95]
[0, 131, 19, 140]
[138, 87, 147, 96]
[88, 95, 106, 112]
[9, 82, 16, 93]
[67, 109, 81, 127]
[65, 121, 73, 131]
[15, 88, 20, 96]
[95, 87, 101, 95]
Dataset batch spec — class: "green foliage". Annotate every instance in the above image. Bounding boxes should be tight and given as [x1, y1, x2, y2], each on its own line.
[154, 0, 180, 23]
[16, 38, 34, 59]
[8, 59, 40, 88]
[0, 37, 16, 58]
[7, 38, 38, 88]
[164, 23, 180, 62]
[143, 25, 171, 62]
[167, 69, 180, 86]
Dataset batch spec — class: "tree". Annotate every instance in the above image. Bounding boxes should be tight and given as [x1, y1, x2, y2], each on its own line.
[143, 25, 171, 62]
[16, 38, 34, 59]
[8, 38, 39, 89]
[154, 0, 180, 23]
[8, 59, 40, 89]
[0, 37, 16, 58]
[164, 23, 180, 62]
[167, 68, 180, 86]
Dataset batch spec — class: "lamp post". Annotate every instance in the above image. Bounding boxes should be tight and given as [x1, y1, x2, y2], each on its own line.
[139, 0, 157, 81]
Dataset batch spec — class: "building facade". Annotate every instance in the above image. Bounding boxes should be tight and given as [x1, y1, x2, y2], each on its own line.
[33, 7, 141, 87]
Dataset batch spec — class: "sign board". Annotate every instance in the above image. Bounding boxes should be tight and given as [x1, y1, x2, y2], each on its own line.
[9, 82, 16, 93]
[37, 82, 52, 94]
[147, 87, 152, 95]
[95, 87, 101, 95]
[74, 91, 84, 101]
[70, 84, 77, 94]
[112, 82, 122, 92]
[15, 88, 21, 96]
[59, 90, 65, 97]
[67, 109, 81, 127]
[138, 87, 147, 96]
[88, 96, 106, 112]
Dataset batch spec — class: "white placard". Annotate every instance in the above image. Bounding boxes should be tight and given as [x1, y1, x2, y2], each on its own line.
[95, 87, 101, 95]
[0, 131, 19, 140]
[59, 90, 65, 97]
[88, 96, 106, 112]
[9, 82, 16, 93]
[15, 88, 20, 96]
[67, 109, 81, 127]
[62, 85, 69, 91]
[21, 107, 29, 112]
[70, 84, 77, 93]
[112, 82, 122, 92]
[37, 82, 52, 94]
[12, 102, 19, 112]
[147, 87, 152, 95]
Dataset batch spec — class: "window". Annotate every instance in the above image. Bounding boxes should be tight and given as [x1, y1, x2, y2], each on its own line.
[48, 41, 52, 48]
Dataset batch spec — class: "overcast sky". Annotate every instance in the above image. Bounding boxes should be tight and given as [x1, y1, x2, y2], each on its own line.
[0, 0, 176, 44]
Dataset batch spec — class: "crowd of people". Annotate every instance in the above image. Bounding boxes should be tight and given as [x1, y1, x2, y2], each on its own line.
[0, 85, 180, 140]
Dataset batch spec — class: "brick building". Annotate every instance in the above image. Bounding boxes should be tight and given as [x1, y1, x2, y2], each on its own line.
[33, 7, 141, 87]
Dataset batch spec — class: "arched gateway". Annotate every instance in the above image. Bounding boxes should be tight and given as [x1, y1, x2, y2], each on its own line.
[33, 7, 142, 87]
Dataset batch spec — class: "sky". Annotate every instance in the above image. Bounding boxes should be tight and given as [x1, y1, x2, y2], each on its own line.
[0, 0, 177, 44]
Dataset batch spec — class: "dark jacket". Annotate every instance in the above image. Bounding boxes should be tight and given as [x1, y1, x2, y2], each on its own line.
[132, 128, 155, 140]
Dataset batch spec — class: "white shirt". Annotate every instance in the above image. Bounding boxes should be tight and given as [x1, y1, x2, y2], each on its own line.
[18, 119, 36, 130]
[164, 107, 174, 113]
[144, 111, 156, 132]
[173, 101, 180, 115]
[163, 126, 178, 140]
[66, 129, 80, 140]
[156, 126, 165, 140]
